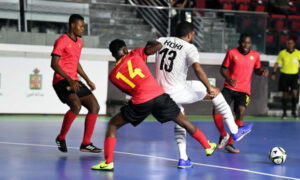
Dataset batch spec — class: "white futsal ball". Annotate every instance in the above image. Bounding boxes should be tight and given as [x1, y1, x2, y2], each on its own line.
[269, 147, 287, 165]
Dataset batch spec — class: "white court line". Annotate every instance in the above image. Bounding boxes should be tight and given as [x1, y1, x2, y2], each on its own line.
[0, 141, 299, 180]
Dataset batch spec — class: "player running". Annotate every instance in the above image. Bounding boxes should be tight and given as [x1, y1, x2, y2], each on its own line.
[51, 14, 101, 153]
[91, 39, 217, 171]
[214, 33, 268, 154]
[155, 21, 253, 168]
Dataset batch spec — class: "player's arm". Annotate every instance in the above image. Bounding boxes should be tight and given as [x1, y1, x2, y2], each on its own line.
[193, 62, 217, 97]
[220, 66, 236, 87]
[144, 41, 162, 56]
[77, 63, 96, 91]
[51, 55, 80, 92]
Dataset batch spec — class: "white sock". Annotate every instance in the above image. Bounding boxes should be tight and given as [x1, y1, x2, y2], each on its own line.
[212, 93, 238, 134]
[174, 124, 188, 160]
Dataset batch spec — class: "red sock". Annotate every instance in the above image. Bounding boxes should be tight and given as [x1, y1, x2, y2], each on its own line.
[192, 128, 210, 149]
[104, 137, 116, 164]
[58, 110, 77, 140]
[213, 113, 227, 137]
[82, 113, 98, 145]
[227, 120, 243, 145]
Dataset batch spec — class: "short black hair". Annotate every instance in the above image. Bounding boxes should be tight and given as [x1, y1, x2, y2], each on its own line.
[109, 39, 126, 56]
[239, 33, 251, 42]
[288, 37, 295, 42]
[69, 14, 84, 27]
[176, 21, 194, 38]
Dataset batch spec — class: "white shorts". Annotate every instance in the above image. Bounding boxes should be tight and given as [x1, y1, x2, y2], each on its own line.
[169, 81, 207, 112]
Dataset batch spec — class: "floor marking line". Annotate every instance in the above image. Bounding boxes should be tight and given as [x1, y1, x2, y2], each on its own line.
[0, 141, 299, 180]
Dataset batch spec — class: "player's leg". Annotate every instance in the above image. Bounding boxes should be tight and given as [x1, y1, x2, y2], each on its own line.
[53, 80, 82, 152]
[212, 88, 233, 149]
[152, 94, 217, 156]
[291, 75, 298, 119]
[174, 106, 191, 168]
[225, 93, 249, 153]
[279, 74, 288, 119]
[92, 113, 128, 171]
[174, 113, 217, 156]
[291, 89, 298, 119]
[79, 93, 101, 152]
[92, 99, 151, 171]
[56, 93, 82, 152]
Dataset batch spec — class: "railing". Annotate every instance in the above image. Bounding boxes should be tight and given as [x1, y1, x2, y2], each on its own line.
[0, 0, 271, 54]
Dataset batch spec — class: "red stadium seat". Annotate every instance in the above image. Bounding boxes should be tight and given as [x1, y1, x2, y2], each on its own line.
[235, 0, 250, 11]
[222, 3, 233, 10]
[287, 15, 300, 32]
[270, 14, 286, 30]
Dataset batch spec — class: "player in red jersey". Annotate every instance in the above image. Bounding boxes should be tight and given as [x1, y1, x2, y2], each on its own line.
[213, 34, 268, 153]
[51, 14, 101, 153]
[91, 39, 217, 171]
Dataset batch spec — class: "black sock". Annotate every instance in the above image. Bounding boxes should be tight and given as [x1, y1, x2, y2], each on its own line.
[292, 97, 297, 115]
[282, 98, 287, 115]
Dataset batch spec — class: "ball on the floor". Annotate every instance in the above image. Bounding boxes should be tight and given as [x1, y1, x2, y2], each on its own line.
[269, 147, 287, 165]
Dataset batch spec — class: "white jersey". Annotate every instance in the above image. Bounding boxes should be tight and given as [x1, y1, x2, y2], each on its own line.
[155, 37, 200, 94]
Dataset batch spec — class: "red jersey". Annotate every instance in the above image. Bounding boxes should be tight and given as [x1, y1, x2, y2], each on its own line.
[222, 48, 261, 95]
[109, 48, 165, 104]
[51, 34, 83, 84]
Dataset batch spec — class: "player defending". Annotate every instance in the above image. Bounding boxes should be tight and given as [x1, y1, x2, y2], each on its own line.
[155, 21, 253, 168]
[214, 33, 268, 153]
[91, 39, 217, 171]
[51, 14, 101, 153]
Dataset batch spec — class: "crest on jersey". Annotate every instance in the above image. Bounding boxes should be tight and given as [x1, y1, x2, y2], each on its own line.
[250, 56, 254, 60]
[69, 44, 72, 48]
[30, 68, 42, 90]
[78, 43, 82, 48]
[234, 56, 238, 60]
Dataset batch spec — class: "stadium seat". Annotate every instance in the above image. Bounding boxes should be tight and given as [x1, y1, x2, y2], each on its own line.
[266, 29, 278, 54]
[219, 0, 234, 10]
[270, 14, 286, 30]
[252, 0, 268, 12]
[287, 15, 300, 32]
[278, 29, 289, 50]
[236, 0, 250, 11]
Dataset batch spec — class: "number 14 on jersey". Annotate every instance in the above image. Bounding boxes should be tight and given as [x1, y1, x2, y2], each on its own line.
[116, 60, 145, 88]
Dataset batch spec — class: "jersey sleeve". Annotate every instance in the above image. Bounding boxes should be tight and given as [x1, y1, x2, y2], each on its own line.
[51, 38, 65, 57]
[131, 47, 148, 61]
[222, 50, 232, 68]
[276, 51, 283, 65]
[186, 45, 200, 66]
[254, 53, 261, 69]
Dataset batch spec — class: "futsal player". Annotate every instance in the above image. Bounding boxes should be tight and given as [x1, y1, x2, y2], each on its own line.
[155, 21, 253, 168]
[51, 14, 101, 153]
[214, 33, 268, 153]
[91, 39, 217, 171]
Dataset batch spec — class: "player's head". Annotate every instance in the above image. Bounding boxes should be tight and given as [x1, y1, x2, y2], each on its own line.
[287, 37, 295, 51]
[69, 14, 85, 37]
[238, 33, 251, 52]
[109, 39, 128, 60]
[176, 21, 195, 42]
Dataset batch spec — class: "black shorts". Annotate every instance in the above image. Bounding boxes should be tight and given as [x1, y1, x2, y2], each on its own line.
[53, 80, 92, 103]
[279, 73, 298, 92]
[120, 93, 180, 126]
[221, 88, 250, 110]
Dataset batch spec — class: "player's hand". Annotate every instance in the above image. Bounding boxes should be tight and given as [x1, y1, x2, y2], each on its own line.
[69, 80, 81, 93]
[207, 86, 218, 98]
[87, 80, 96, 91]
[271, 74, 276, 80]
[227, 78, 236, 87]
[262, 69, 269, 77]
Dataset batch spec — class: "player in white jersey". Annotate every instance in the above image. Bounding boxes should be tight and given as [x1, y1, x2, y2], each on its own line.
[155, 21, 253, 168]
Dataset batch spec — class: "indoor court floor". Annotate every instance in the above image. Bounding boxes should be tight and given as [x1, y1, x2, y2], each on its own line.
[0, 115, 299, 180]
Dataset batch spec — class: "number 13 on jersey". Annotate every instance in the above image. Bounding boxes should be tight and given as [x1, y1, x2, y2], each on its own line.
[116, 60, 145, 88]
